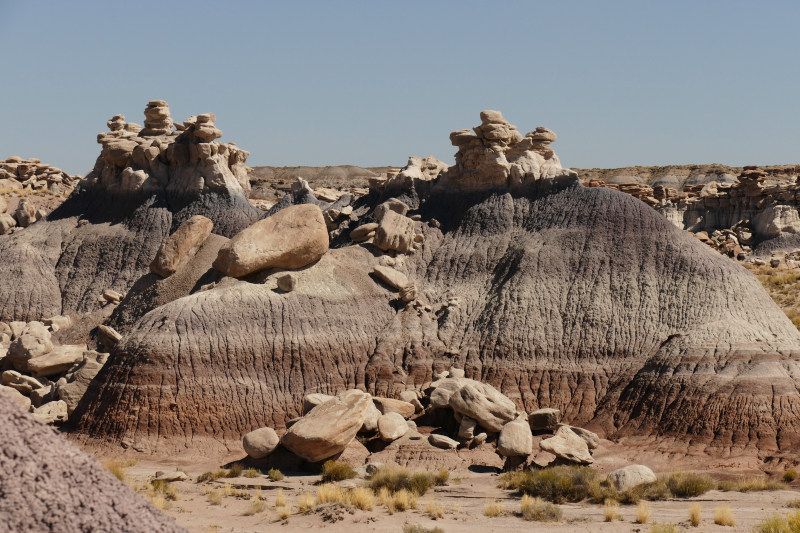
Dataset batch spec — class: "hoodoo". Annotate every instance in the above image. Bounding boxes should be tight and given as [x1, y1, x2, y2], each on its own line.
[66, 110, 800, 463]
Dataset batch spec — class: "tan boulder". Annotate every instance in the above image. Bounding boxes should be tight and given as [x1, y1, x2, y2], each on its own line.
[0, 196, 6, 214]
[303, 392, 335, 415]
[27, 345, 87, 377]
[350, 223, 379, 243]
[429, 434, 458, 449]
[33, 400, 68, 425]
[373, 397, 415, 419]
[377, 412, 408, 441]
[361, 401, 381, 432]
[215, 204, 329, 277]
[539, 425, 593, 464]
[281, 389, 372, 462]
[566, 425, 600, 450]
[7, 323, 53, 372]
[150, 215, 213, 278]
[372, 265, 409, 290]
[529, 408, 561, 430]
[374, 199, 409, 222]
[429, 377, 467, 408]
[1, 385, 31, 411]
[277, 273, 296, 292]
[0, 213, 16, 234]
[373, 210, 415, 253]
[13, 198, 36, 228]
[242, 427, 280, 459]
[497, 417, 533, 457]
[2, 370, 44, 395]
[399, 391, 423, 413]
[607, 465, 657, 491]
[53, 352, 107, 414]
[458, 415, 477, 439]
[449, 381, 517, 432]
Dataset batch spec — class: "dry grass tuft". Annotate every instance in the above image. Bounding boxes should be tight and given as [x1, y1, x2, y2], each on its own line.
[268, 468, 284, 481]
[785, 469, 799, 483]
[402, 525, 445, 533]
[604, 499, 621, 522]
[207, 490, 223, 505]
[714, 505, 735, 527]
[103, 457, 137, 481]
[649, 524, 677, 533]
[242, 496, 267, 516]
[226, 464, 243, 478]
[425, 498, 444, 519]
[349, 486, 375, 511]
[243, 467, 261, 478]
[688, 503, 701, 527]
[367, 465, 448, 497]
[717, 475, 787, 492]
[483, 501, 504, 517]
[276, 506, 290, 520]
[321, 460, 357, 483]
[197, 469, 227, 483]
[297, 492, 315, 514]
[275, 488, 286, 508]
[635, 501, 651, 524]
[316, 484, 346, 505]
[520, 495, 562, 522]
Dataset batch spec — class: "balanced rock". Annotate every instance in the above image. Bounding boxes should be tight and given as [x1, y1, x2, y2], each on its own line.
[498, 417, 533, 457]
[539, 425, 593, 464]
[449, 381, 517, 433]
[150, 215, 213, 278]
[377, 412, 408, 441]
[529, 408, 561, 430]
[607, 465, 657, 491]
[281, 389, 372, 462]
[242, 427, 280, 459]
[373, 397, 415, 419]
[215, 204, 329, 277]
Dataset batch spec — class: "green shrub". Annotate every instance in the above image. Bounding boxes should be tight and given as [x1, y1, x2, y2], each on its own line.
[516, 465, 597, 504]
[785, 469, 799, 483]
[663, 471, 715, 498]
[320, 461, 356, 483]
[268, 468, 285, 481]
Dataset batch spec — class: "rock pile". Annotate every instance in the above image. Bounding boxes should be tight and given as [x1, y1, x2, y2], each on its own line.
[242, 375, 600, 468]
[0, 156, 79, 196]
[0, 316, 108, 425]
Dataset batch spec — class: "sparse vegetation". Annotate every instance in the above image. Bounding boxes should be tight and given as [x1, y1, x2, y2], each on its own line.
[243, 467, 261, 478]
[320, 460, 357, 483]
[376, 487, 418, 514]
[752, 511, 800, 533]
[663, 471, 715, 498]
[268, 468, 284, 481]
[688, 503, 701, 527]
[276, 506, 290, 520]
[207, 490, 223, 505]
[649, 524, 677, 533]
[226, 464, 243, 478]
[505, 465, 596, 503]
[520, 495, 562, 522]
[483, 501, 504, 517]
[149, 480, 179, 502]
[787, 499, 800, 509]
[604, 499, 621, 522]
[197, 469, 227, 483]
[402, 525, 445, 533]
[103, 457, 137, 482]
[635, 501, 651, 524]
[714, 505, 735, 527]
[316, 483, 346, 505]
[275, 488, 286, 508]
[242, 496, 267, 516]
[785, 469, 799, 483]
[349, 486, 376, 511]
[717, 475, 787, 492]
[367, 465, 449, 497]
[425, 498, 444, 519]
[298, 492, 315, 514]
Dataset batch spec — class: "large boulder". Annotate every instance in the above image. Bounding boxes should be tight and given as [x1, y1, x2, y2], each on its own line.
[539, 425, 593, 464]
[449, 381, 517, 433]
[377, 412, 408, 441]
[33, 400, 68, 425]
[150, 215, 213, 278]
[498, 417, 533, 457]
[429, 378, 467, 409]
[242, 427, 280, 459]
[303, 393, 335, 415]
[607, 465, 658, 491]
[529, 408, 561, 431]
[26, 345, 87, 377]
[373, 210, 415, 253]
[373, 397, 415, 419]
[361, 401, 381, 432]
[214, 204, 328, 277]
[6, 323, 53, 372]
[54, 352, 107, 414]
[281, 389, 372, 462]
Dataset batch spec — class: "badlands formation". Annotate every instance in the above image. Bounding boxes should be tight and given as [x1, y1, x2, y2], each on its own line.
[3, 103, 800, 531]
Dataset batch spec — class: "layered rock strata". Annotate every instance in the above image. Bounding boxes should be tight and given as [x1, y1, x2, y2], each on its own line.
[71, 111, 800, 464]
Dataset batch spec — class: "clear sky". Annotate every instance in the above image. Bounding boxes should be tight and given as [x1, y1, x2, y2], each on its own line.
[1, 1, 798, 175]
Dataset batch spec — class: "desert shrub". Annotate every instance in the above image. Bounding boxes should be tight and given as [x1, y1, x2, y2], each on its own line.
[275, 488, 286, 507]
[520, 495, 562, 522]
[349, 486, 375, 511]
[662, 471, 715, 498]
[226, 464, 243, 478]
[713, 505, 735, 526]
[498, 470, 528, 490]
[150, 480, 179, 501]
[516, 465, 597, 503]
[197, 469, 226, 483]
[787, 499, 800, 509]
[147, 494, 171, 510]
[103, 458, 136, 481]
[392, 489, 418, 511]
[368, 465, 447, 496]
[316, 484, 347, 505]
[688, 503, 701, 527]
[402, 525, 445, 533]
[207, 490, 223, 505]
[268, 468, 284, 481]
[243, 467, 261, 478]
[717, 476, 787, 492]
[604, 499, 620, 522]
[785, 469, 799, 483]
[276, 506, 290, 519]
[635, 501, 651, 524]
[649, 524, 677, 533]
[483, 501, 504, 517]
[242, 497, 266, 516]
[321, 460, 357, 483]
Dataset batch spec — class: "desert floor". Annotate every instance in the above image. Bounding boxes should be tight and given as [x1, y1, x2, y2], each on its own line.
[123, 460, 800, 533]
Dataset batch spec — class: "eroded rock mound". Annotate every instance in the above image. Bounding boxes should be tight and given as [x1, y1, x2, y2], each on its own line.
[71, 111, 800, 463]
[0, 389, 185, 532]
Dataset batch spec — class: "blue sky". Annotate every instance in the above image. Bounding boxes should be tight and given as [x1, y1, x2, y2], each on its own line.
[1, 1, 798, 175]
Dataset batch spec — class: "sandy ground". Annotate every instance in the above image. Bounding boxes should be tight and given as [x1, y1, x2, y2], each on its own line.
[122, 461, 800, 533]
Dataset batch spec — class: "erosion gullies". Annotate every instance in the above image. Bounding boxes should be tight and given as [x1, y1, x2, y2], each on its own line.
[68, 110, 800, 463]
[0, 100, 262, 322]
